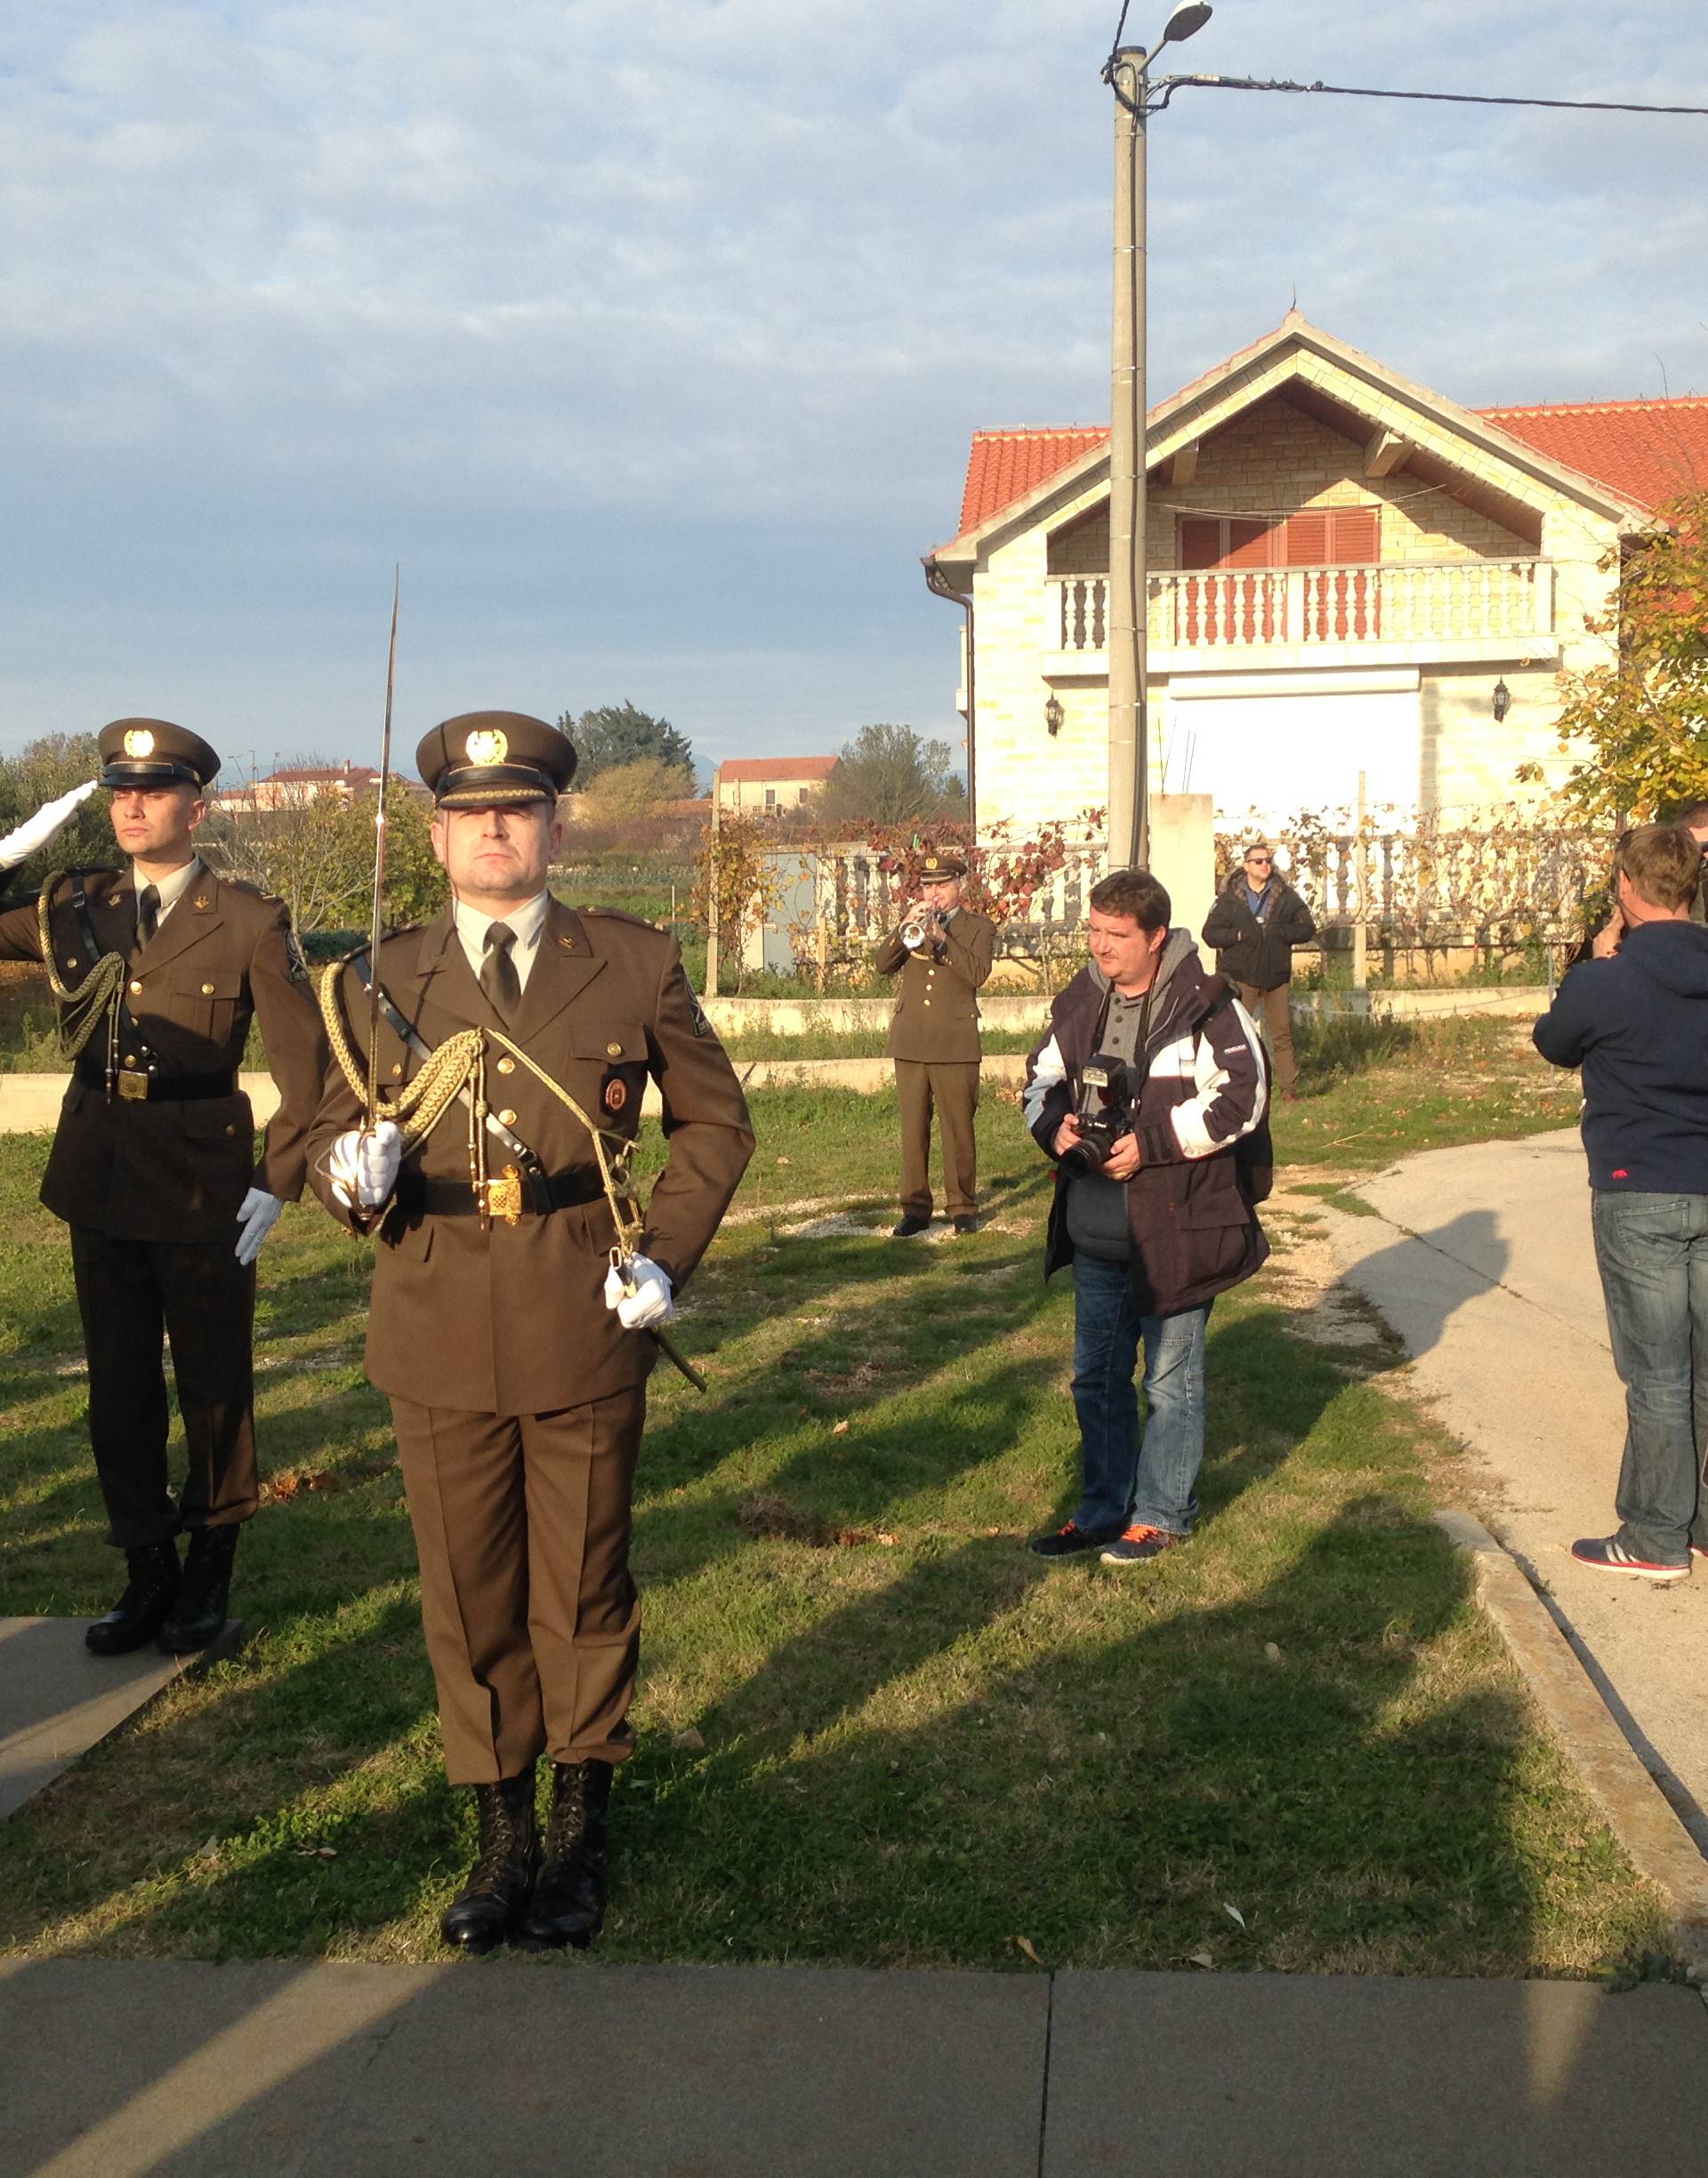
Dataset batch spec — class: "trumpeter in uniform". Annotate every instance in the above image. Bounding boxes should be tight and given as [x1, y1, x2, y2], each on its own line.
[0, 719, 328, 1653]
[307, 710, 753, 1953]
[872, 849, 995, 1236]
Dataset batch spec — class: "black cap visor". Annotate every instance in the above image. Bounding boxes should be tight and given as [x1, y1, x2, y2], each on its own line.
[435, 762, 557, 809]
[101, 760, 206, 789]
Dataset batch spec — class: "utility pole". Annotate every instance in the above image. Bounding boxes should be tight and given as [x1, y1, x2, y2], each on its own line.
[1106, 44, 1148, 875]
[1103, 6, 1212, 873]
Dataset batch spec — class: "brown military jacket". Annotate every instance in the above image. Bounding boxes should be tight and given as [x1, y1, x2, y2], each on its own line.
[306, 896, 754, 1415]
[874, 908, 995, 1064]
[0, 863, 328, 1243]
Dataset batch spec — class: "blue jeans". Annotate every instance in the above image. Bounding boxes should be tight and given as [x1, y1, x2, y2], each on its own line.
[1591, 1190, 1708, 1565]
[1070, 1253, 1211, 1537]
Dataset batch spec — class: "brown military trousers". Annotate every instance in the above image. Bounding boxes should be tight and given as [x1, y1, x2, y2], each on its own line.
[390, 1386, 645, 1786]
[69, 1225, 259, 1551]
[895, 1059, 980, 1221]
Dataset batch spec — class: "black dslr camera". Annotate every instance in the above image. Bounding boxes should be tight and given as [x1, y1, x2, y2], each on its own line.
[1059, 1053, 1134, 1176]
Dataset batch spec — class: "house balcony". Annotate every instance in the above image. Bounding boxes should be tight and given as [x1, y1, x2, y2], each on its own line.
[1040, 560, 1559, 678]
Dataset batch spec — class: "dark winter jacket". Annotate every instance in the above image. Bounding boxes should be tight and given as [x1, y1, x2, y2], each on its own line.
[1023, 932, 1272, 1316]
[1201, 871, 1317, 991]
[1533, 918, 1708, 1194]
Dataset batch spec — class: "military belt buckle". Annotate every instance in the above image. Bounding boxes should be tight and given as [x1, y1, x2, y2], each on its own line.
[117, 1070, 149, 1101]
[484, 1166, 524, 1226]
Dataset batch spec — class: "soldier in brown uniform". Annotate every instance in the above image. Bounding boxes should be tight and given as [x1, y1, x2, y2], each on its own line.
[873, 850, 995, 1236]
[308, 711, 753, 1955]
[0, 720, 328, 1655]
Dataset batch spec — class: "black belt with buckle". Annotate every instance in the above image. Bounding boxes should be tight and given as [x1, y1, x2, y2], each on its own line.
[395, 1168, 607, 1221]
[77, 1061, 238, 1103]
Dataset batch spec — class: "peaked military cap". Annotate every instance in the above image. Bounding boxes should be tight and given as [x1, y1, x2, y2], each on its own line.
[919, 850, 968, 879]
[98, 718, 220, 790]
[416, 712, 578, 808]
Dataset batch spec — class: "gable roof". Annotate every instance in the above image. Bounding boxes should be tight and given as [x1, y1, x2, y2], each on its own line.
[1476, 397, 1708, 514]
[960, 429, 1108, 534]
[717, 755, 839, 785]
[937, 314, 1696, 558]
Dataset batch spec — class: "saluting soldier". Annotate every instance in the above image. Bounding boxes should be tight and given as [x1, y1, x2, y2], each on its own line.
[0, 720, 328, 1655]
[873, 849, 995, 1236]
[307, 711, 753, 1955]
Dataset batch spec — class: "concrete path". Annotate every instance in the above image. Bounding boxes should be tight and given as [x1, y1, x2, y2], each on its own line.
[0, 1619, 205, 1824]
[1320, 1129, 1708, 1851]
[0, 1956, 1702, 2177]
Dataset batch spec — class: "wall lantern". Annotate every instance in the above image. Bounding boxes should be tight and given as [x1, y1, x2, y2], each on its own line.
[1492, 678, 1511, 722]
[1044, 693, 1065, 737]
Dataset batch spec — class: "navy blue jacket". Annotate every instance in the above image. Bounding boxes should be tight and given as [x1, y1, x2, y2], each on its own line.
[1532, 920, 1708, 1193]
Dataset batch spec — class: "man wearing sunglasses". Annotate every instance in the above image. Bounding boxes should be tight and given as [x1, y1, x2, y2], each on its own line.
[1201, 842, 1317, 1101]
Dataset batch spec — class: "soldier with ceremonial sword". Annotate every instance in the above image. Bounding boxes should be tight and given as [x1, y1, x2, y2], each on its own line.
[309, 704, 753, 1953]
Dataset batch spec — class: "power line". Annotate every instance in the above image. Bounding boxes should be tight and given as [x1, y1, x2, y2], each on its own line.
[1156, 71, 1708, 118]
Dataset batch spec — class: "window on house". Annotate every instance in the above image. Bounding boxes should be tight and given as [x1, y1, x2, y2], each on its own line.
[1178, 508, 1381, 568]
[799, 787, 810, 804]
[765, 787, 777, 810]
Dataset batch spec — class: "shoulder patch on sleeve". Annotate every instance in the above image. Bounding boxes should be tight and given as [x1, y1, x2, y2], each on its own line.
[689, 991, 713, 1037]
[285, 928, 310, 983]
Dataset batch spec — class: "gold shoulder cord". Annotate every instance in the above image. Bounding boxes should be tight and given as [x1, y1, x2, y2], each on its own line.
[316, 960, 646, 1256]
[36, 873, 125, 1076]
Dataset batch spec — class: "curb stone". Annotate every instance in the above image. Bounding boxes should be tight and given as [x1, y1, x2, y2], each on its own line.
[1433, 1509, 1708, 1985]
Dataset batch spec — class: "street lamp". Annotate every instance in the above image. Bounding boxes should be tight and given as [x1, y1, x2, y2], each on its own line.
[1044, 692, 1065, 737]
[1104, 1, 1212, 875]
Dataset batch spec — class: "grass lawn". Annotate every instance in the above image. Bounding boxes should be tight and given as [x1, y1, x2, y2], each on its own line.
[0, 1018, 1666, 1978]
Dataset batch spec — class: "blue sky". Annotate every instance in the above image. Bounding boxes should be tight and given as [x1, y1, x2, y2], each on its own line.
[3, 0, 1704, 779]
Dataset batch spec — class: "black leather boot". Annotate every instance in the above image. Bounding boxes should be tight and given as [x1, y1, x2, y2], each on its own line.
[520, 1759, 613, 1950]
[157, 1524, 240, 1654]
[439, 1771, 538, 1956]
[85, 1541, 181, 1657]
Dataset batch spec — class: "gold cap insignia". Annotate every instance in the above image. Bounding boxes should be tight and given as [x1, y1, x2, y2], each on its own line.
[923, 856, 940, 872]
[464, 727, 509, 766]
[122, 728, 156, 758]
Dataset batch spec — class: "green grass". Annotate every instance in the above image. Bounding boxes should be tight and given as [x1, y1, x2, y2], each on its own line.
[0, 1049, 1663, 1979]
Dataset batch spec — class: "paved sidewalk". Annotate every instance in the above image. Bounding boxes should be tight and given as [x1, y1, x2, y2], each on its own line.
[1321, 1129, 1708, 1850]
[0, 1956, 1703, 2177]
[0, 1619, 194, 1823]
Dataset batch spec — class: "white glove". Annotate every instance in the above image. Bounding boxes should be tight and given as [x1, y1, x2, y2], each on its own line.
[901, 926, 925, 950]
[0, 779, 100, 873]
[603, 1254, 676, 1329]
[327, 1121, 402, 1210]
[234, 1187, 285, 1265]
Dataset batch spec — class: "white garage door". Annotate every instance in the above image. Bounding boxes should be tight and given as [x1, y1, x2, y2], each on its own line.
[1166, 687, 1422, 827]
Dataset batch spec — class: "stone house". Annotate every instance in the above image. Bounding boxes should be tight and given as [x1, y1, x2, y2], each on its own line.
[922, 311, 1708, 841]
[713, 755, 839, 818]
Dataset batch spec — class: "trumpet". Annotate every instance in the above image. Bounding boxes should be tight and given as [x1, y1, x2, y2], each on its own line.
[900, 905, 947, 950]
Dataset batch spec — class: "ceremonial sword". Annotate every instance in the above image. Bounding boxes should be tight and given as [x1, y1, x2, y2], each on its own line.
[364, 567, 402, 1129]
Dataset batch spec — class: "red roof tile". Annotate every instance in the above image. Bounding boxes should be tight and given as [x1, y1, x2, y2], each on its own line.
[716, 755, 839, 784]
[958, 428, 1109, 535]
[1477, 397, 1708, 513]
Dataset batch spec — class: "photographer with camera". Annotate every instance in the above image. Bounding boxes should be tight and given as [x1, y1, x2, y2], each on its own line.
[873, 850, 995, 1236]
[1022, 868, 1271, 1565]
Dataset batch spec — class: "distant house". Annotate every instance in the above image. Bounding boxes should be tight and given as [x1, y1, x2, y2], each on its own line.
[246, 762, 383, 811]
[922, 310, 1708, 837]
[713, 756, 839, 816]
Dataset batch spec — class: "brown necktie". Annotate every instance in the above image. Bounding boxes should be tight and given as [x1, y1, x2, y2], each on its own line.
[135, 884, 160, 949]
[480, 921, 520, 1019]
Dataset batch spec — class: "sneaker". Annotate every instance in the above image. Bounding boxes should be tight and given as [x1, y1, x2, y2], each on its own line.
[891, 1215, 930, 1238]
[1692, 1539, 1708, 1562]
[1100, 1524, 1188, 1566]
[1570, 1535, 1690, 1582]
[1028, 1520, 1124, 1559]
